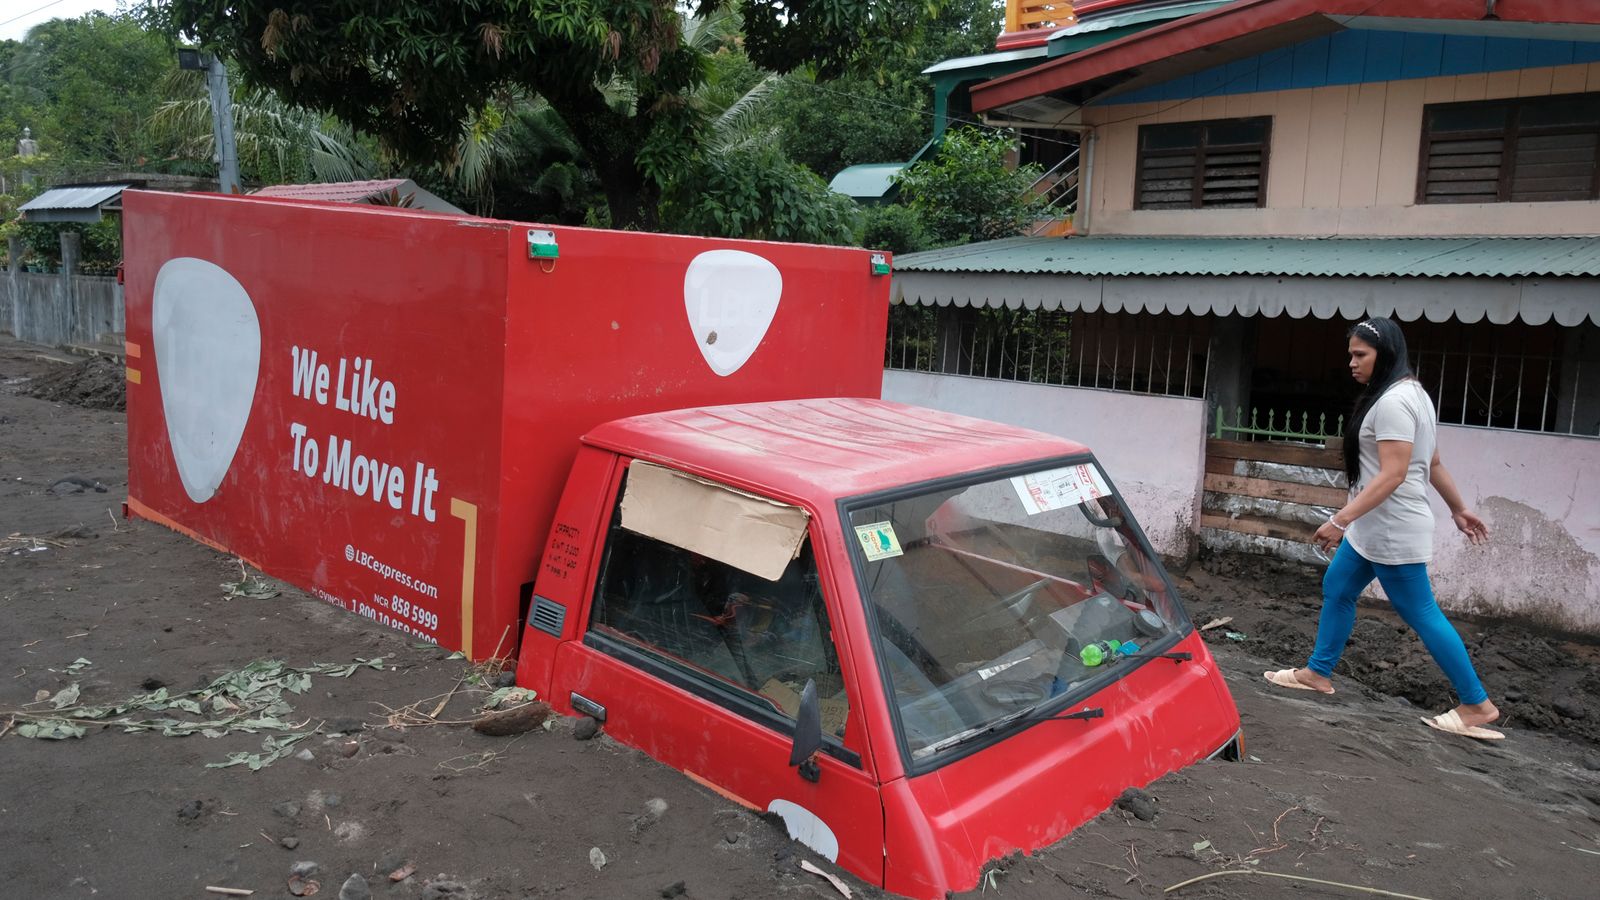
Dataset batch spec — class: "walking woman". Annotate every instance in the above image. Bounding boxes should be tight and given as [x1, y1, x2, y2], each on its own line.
[1264, 318, 1501, 741]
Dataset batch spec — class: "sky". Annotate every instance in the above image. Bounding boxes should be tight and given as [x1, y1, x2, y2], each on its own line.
[0, 0, 127, 43]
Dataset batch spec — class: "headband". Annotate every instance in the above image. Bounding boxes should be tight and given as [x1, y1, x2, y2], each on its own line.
[1357, 321, 1380, 337]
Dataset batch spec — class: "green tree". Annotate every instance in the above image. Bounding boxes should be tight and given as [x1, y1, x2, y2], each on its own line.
[143, 73, 380, 186]
[661, 145, 861, 244]
[146, 1, 944, 229]
[894, 127, 1044, 247]
[761, 0, 1004, 177]
[4, 13, 171, 168]
[152, 0, 928, 227]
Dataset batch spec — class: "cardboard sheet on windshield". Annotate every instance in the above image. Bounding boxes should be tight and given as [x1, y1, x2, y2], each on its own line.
[620, 461, 811, 581]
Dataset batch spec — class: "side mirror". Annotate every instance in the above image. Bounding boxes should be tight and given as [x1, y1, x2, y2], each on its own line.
[788, 679, 823, 783]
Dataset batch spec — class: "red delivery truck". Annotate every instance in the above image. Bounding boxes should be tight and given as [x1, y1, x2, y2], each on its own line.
[123, 192, 1242, 899]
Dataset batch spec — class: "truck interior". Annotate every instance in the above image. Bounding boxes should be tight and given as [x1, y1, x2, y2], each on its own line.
[847, 461, 1186, 761]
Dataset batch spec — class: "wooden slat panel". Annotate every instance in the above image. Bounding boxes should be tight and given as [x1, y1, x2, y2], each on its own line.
[1200, 513, 1317, 543]
[1425, 191, 1498, 203]
[1427, 166, 1502, 181]
[1426, 179, 1500, 194]
[1430, 138, 1505, 154]
[1428, 152, 1503, 167]
[1518, 132, 1598, 151]
[1204, 473, 1348, 507]
[1206, 438, 1342, 468]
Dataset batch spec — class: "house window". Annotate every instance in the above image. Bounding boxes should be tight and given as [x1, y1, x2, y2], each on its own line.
[1418, 92, 1600, 204]
[1134, 117, 1271, 210]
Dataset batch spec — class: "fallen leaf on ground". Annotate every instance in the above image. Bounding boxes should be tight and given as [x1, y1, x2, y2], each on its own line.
[387, 862, 415, 882]
[1200, 617, 1233, 631]
[287, 874, 319, 896]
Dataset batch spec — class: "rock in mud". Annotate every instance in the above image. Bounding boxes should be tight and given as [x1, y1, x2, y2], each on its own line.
[1554, 699, 1587, 720]
[1114, 787, 1158, 822]
[660, 881, 687, 898]
[573, 717, 600, 741]
[1582, 752, 1600, 772]
[281, 836, 300, 850]
[338, 873, 370, 900]
[275, 800, 303, 818]
[290, 861, 320, 878]
[177, 800, 203, 820]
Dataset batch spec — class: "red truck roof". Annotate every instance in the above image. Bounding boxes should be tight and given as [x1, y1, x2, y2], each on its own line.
[583, 398, 1091, 499]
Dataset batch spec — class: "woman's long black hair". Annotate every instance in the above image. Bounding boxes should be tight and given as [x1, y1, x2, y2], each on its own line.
[1343, 317, 1413, 483]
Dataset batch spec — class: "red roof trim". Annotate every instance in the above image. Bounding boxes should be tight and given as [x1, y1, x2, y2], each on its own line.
[971, 0, 1600, 113]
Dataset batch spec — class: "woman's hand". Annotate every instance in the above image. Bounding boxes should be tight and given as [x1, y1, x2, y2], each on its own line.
[1313, 520, 1344, 552]
[1452, 509, 1490, 545]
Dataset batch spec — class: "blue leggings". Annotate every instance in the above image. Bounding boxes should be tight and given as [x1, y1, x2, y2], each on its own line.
[1307, 543, 1488, 705]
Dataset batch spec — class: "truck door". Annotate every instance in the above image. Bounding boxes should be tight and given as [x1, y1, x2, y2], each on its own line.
[547, 460, 884, 882]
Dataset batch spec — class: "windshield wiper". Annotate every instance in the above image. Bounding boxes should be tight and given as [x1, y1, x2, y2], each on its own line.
[915, 703, 1106, 758]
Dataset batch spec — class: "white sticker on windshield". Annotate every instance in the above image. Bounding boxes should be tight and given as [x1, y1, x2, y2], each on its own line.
[1011, 464, 1110, 515]
[854, 521, 903, 561]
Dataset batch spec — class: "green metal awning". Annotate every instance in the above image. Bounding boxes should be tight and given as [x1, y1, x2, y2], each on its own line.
[827, 163, 908, 202]
[893, 236, 1600, 326]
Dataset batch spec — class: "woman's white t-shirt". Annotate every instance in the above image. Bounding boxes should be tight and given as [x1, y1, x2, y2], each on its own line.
[1344, 380, 1437, 565]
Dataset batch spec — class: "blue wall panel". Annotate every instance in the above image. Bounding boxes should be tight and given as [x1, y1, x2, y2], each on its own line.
[1290, 35, 1333, 88]
[1097, 30, 1600, 107]
[1399, 33, 1445, 79]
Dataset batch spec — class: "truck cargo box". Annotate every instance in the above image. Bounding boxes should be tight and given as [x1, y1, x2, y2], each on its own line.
[122, 191, 890, 658]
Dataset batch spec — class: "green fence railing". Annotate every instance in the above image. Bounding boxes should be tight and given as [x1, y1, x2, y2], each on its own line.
[1212, 405, 1345, 442]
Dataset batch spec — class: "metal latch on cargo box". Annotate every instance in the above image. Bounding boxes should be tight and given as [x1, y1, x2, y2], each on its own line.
[527, 229, 559, 260]
[870, 253, 890, 275]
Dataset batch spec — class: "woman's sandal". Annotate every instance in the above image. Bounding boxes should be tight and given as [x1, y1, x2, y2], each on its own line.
[1421, 709, 1504, 741]
[1262, 668, 1335, 694]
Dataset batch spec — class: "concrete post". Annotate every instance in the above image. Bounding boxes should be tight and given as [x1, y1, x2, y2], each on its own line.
[1205, 314, 1258, 436]
[60, 230, 80, 344]
[5, 235, 18, 336]
[1555, 322, 1600, 437]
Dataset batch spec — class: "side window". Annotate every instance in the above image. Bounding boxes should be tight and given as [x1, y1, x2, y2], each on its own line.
[589, 467, 850, 741]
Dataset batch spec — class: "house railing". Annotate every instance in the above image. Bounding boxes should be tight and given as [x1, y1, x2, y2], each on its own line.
[1026, 147, 1081, 234]
[1004, 1, 1079, 37]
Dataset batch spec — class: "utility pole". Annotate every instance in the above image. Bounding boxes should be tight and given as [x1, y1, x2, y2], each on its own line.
[179, 49, 240, 194]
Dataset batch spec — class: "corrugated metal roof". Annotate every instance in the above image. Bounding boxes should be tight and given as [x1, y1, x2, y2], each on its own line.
[1046, 0, 1231, 44]
[19, 184, 130, 213]
[922, 45, 1048, 75]
[895, 236, 1600, 279]
[252, 178, 411, 203]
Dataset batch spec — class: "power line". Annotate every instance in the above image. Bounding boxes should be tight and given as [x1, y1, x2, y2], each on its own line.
[0, 0, 72, 31]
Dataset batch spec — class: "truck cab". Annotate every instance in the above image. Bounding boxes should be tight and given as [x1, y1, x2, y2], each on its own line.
[515, 397, 1241, 898]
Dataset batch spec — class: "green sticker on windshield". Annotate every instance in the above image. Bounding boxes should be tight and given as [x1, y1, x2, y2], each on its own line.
[854, 521, 903, 561]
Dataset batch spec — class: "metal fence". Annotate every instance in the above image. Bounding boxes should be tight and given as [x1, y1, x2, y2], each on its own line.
[885, 304, 1210, 398]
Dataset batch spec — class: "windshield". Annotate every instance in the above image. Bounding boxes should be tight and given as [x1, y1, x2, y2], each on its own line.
[847, 459, 1187, 762]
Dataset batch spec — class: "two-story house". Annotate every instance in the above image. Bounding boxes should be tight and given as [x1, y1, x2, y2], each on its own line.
[883, 0, 1600, 635]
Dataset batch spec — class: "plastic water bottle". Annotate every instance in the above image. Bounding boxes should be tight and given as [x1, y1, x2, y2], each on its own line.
[1079, 639, 1122, 667]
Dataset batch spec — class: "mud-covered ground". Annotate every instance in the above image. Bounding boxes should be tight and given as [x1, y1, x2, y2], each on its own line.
[3, 339, 1598, 900]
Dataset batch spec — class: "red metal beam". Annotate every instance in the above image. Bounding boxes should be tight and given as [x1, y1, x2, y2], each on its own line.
[971, 0, 1600, 113]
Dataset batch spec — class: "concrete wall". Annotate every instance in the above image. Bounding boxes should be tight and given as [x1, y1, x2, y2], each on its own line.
[881, 370, 1208, 561]
[1429, 425, 1600, 634]
[3, 270, 123, 347]
[1083, 63, 1600, 237]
